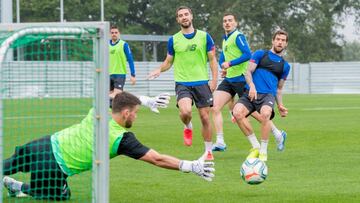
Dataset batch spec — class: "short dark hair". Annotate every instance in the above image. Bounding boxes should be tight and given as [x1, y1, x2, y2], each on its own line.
[272, 29, 289, 42]
[223, 12, 237, 22]
[112, 91, 141, 113]
[176, 6, 192, 17]
[110, 25, 119, 30]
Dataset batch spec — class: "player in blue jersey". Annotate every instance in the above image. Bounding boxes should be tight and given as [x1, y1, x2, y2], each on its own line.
[148, 6, 218, 161]
[232, 29, 290, 161]
[109, 26, 136, 98]
[212, 14, 287, 152]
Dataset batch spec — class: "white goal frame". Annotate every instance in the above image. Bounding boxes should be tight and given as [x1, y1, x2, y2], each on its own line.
[0, 22, 110, 203]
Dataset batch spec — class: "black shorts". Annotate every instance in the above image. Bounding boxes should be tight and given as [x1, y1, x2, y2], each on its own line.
[110, 75, 126, 91]
[216, 80, 246, 98]
[175, 83, 213, 108]
[237, 93, 275, 120]
[3, 136, 71, 200]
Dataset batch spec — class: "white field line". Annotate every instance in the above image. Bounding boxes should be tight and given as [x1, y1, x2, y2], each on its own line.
[4, 114, 86, 120]
[300, 107, 360, 111]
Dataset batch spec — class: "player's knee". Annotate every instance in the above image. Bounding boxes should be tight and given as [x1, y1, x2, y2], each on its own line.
[233, 110, 246, 121]
[180, 109, 192, 119]
[260, 112, 271, 121]
[199, 114, 210, 125]
[211, 105, 222, 114]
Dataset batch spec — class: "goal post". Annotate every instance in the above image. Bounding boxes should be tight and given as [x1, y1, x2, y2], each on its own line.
[0, 22, 109, 203]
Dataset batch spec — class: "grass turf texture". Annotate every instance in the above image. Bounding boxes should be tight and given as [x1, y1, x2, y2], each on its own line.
[2, 94, 360, 202]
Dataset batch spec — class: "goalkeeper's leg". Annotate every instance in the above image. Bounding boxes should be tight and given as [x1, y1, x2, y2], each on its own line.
[28, 170, 71, 200]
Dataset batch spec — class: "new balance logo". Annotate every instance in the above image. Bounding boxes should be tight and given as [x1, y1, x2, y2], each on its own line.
[186, 44, 197, 51]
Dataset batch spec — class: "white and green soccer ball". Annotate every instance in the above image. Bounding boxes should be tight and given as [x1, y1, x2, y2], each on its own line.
[240, 158, 268, 185]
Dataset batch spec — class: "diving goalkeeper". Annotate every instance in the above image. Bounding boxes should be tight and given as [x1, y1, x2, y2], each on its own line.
[3, 92, 215, 200]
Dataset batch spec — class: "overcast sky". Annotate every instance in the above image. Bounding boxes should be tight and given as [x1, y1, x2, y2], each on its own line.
[340, 15, 359, 42]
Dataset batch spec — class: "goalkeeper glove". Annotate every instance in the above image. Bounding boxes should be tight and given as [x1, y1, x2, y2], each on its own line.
[179, 159, 215, 181]
[139, 93, 171, 113]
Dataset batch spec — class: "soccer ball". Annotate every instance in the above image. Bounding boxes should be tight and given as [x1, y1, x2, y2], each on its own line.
[240, 158, 268, 185]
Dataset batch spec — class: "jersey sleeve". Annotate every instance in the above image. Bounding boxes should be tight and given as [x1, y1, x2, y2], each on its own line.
[229, 34, 251, 66]
[117, 132, 150, 159]
[206, 33, 215, 52]
[281, 62, 291, 80]
[250, 50, 265, 65]
[124, 42, 135, 77]
[167, 37, 175, 56]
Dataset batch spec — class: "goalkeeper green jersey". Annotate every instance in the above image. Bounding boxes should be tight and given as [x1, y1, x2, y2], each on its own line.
[51, 108, 126, 176]
[222, 30, 248, 78]
[172, 30, 208, 82]
[109, 40, 127, 75]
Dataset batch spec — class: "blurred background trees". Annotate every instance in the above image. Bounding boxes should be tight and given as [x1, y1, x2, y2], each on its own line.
[15, 0, 360, 62]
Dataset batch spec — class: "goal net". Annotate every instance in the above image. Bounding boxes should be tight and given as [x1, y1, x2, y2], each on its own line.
[0, 22, 109, 203]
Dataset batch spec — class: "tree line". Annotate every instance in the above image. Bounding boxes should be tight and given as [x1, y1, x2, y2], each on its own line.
[15, 0, 360, 62]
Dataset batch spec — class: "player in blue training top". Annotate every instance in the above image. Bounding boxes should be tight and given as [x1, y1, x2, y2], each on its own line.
[212, 13, 287, 153]
[148, 6, 218, 161]
[109, 26, 136, 98]
[232, 29, 290, 162]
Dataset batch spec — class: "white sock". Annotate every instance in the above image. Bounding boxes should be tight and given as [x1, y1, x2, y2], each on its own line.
[205, 141, 213, 152]
[271, 124, 282, 143]
[247, 133, 260, 149]
[260, 139, 269, 154]
[216, 133, 225, 145]
[184, 122, 192, 129]
[13, 180, 23, 191]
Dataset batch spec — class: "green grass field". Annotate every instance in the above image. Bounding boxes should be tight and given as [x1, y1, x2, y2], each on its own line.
[2, 94, 360, 202]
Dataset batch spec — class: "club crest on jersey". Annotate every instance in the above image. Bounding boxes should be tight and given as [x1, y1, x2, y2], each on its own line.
[110, 50, 116, 54]
[186, 44, 197, 51]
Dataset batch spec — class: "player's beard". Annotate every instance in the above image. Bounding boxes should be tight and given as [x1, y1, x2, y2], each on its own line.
[273, 46, 284, 54]
[125, 119, 132, 128]
[180, 21, 192, 29]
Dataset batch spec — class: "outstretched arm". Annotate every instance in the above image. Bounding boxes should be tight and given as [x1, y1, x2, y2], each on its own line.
[140, 149, 215, 181]
[117, 132, 215, 181]
[110, 92, 171, 113]
[148, 37, 174, 80]
[147, 54, 174, 80]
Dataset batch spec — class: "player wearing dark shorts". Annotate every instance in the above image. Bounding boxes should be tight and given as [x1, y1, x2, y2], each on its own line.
[238, 92, 276, 119]
[110, 75, 126, 91]
[211, 13, 251, 151]
[175, 83, 213, 108]
[109, 26, 136, 97]
[147, 6, 218, 161]
[3, 92, 215, 200]
[233, 30, 291, 162]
